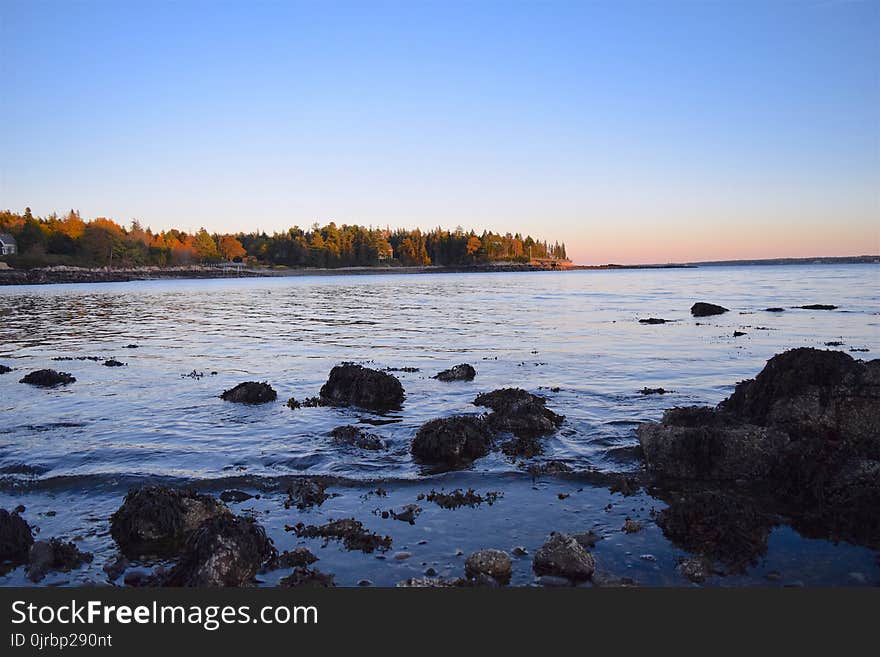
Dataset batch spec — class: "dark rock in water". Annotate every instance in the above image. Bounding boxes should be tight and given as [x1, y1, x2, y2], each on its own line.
[284, 479, 330, 510]
[764, 307, 785, 312]
[300, 396, 328, 407]
[640, 387, 668, 395]
[434, 364, 476, 382]
[329, 425, 385, 450]
[124, 344, 139, 348]
[220, 490, 253, 503]
[319, 363, 404, 411]
[27, 538, 93, 582]
[825, 341, 845, 347]
[0, 508, 34, 564]
[279, 567, 335, 587]
[639, 317, 669, 324]
[19, 369, 75, 387]
[679, 556, 712, 583]
[572, 531, 603, 549]
[500, 434, 544, 458]
[639, 348, 880, 548]
[608, 474, 642, 496]
[286, 397, 301, 409]
[733, 331, 747, 337]
[103, 554, 129, 581]
[265, 547, 318, 571]
[800, 304, 837, 310]
[474, 388, 564, 438]
[103, 359, 126, 367]
[622, 518, 643, 534]
[465, 549, 512, 585]
[656, 490, 774, 572]
[389, 504, 422, 525]
[290, 518, 391, 553]
[220, 381, 277, 404]
[637, 406, 791, 480]
[532, 533, 595, 581]
[411, 415, 493, 469]
[0, 364, 11, 374]
[110, 486, 230, 559]
[691, 302, 729, 317]
[526, 460, 573, 477]
[160, 515, 274, 587]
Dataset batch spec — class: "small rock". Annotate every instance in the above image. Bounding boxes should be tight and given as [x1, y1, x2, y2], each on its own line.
[19, 369, 76, 387]
[622, 519, 643, 534]
[691, 302, 729, 317]
[319, 363, 405, 411]
[533, 533, 595, 581]
[220, 490, 253, 503]
[465, 549, 512, 585]
[639, 317, 669, 324]
[433, 364, 476, 382]
[220, 381, 277, 404]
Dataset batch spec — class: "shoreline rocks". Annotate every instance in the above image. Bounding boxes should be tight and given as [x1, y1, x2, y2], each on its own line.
[220, 381, 277, 404]
[330, 426, 385, 451]
[0, 509, 34, 564]
[411, 416, 493, 469]
[319, 363, 404, 411]
[474, 388, 564, 438]
[532, 533, 595, 581]
[0, 364, 12, 374]
[465, 549, 512, 585]
[27, 538, 93, 583]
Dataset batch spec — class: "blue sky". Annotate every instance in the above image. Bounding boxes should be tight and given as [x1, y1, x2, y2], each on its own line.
[1, 0, 877, 263]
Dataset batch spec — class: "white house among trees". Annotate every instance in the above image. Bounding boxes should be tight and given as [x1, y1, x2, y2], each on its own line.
[0, 233, 17, 256]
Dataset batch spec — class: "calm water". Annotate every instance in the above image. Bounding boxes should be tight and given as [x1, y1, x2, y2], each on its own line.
[1, 265, 878, 586]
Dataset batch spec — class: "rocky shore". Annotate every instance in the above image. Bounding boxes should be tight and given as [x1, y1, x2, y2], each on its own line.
[3, 319, 877, 586]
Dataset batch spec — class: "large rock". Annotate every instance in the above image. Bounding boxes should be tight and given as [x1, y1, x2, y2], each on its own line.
[691, 302, 729, 317]
[110, 486, 230, 559]
[474, 388, 564, 438]
[19, 369, 75, 387]
[0, 509, 33, 564]
[319, 364, 405, 411]
[160, 515, 274, 587]
[434, 364, 476, 382]
[532, 533, 595, 581]
[411, 416, 493, 469]
[638, 348, 880, 547]
[637, 407, 790, 480]
[220, 381, 277, 404]
[465, 549, 512, 584]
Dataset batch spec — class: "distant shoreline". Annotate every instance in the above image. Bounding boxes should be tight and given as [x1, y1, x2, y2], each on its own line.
[0, 255, 876, 286]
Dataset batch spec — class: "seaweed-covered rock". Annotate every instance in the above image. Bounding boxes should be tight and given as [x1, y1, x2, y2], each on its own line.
[329, 425, 385, 450]
[291, 518, 391, 553]
[220, 381, 277, 404]
[532, 533, 595, 581]
[0, 364, 12, 374]
[161, 515, 274, 587]
[691, 302, 729, 317]
[19, 369, 76, 387]
[110, 486, 230, 559]
[474, 388, 564, 438]
[319, 363, 404, 411]
[103, 359, 126, 367]
[0, 508, 33, 564]
[27, 538, 93, 582]
[279, 567, 336, 587]
[411, 415, 493, 469]
[284, 479, 330, 509]
[465, 549, 512, 585]
[637, 407, 790, 480]
[434, 364, 476, 382]
[265, 547, 318, 571]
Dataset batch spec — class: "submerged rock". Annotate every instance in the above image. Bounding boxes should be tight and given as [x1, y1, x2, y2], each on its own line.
[0, 508, 34, 564]
[764, 307, 785, 312]
[110, 486, 230, 559]
[19, 369, 75, 387]
[319, 363, 404, 411]
[290, 518, 391, 553]
[220, 381, 277, 404]
[284, 479, 330, 510]
[27, 538, 93, 583]
[329, 425, 385, 450]
[474, 388, 564, 438]
[389, 504, 422, 525]
[639, 317, 669, 324]
[265, 547, 318, 571]
[799, 304, 837, 310]
[434, 364, 476, 382]
[219, 490, 253, 503]
[465, 549, 512, 585]
[691, 302, 729, 317]
[411, 415, 493, 469]
[279, 567, 336, 587]
[103, 359, 126, 367]
[640, 387, 668, 395]
[419, 488, 502, 509]
[161, 515, 274, 587]
[532, 533, 595, 581]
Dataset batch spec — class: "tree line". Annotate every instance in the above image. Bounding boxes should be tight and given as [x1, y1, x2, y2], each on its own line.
[0, 207, 567, 269]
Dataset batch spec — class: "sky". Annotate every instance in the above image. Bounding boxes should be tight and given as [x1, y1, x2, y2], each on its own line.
[1, 0, 878, 265]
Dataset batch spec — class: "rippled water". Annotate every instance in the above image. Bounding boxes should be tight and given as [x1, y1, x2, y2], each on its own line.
[1, 265, 878, 586]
